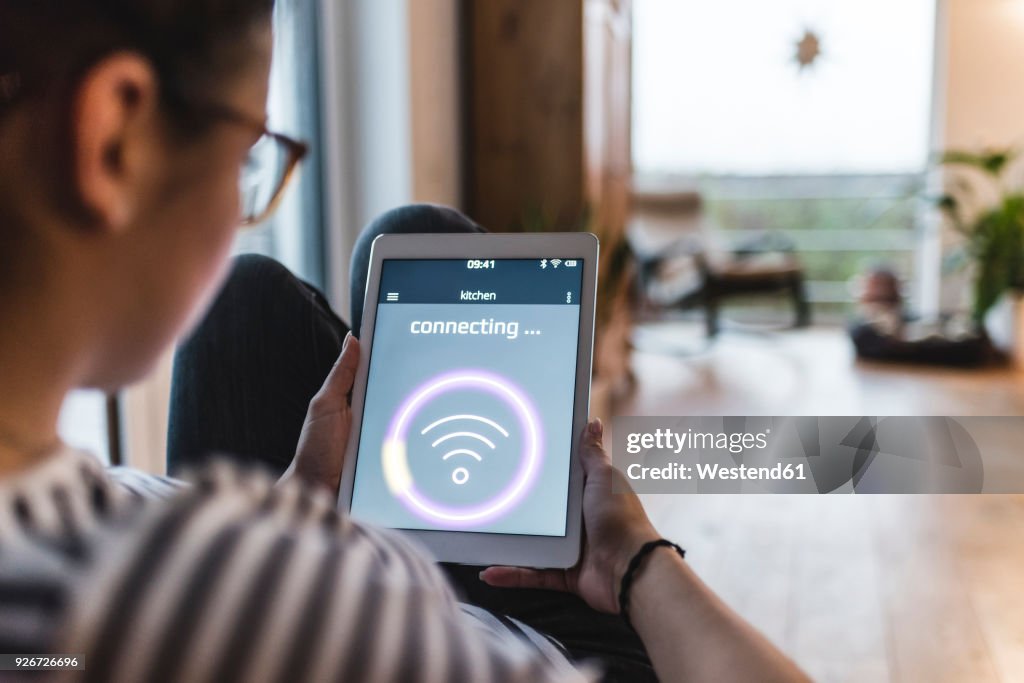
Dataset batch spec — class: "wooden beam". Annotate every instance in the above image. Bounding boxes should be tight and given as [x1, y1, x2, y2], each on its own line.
[462, 0, 585, 232]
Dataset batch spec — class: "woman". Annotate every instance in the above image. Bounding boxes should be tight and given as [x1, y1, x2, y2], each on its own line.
[0, 1, 809, 681]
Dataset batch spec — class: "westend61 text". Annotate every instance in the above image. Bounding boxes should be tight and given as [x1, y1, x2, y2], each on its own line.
[627, 462, 807, 481]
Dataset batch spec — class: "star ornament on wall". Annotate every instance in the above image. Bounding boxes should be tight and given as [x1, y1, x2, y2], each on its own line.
[794, 28, 822, 70]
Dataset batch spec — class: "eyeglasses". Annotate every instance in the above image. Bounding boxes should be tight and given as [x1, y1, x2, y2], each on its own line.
[198, 103, 309, 226]
[238, 126, 309, 226]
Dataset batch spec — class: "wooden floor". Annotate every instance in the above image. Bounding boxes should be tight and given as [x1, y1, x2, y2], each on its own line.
[616, 325, 1024, 683]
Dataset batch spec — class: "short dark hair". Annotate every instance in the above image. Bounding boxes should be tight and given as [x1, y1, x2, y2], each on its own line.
[0, 0, 275, 129]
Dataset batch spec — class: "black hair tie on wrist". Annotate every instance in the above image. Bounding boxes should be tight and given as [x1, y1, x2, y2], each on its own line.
[618, 539, 686, 629]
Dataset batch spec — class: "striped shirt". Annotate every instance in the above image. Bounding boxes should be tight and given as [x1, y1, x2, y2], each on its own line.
[0, 447, 593, 682]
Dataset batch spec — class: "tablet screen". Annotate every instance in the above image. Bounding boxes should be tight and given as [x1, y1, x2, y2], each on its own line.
[350, 258, 584, 536]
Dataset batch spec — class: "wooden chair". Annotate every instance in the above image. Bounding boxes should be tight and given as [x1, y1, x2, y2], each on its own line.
[630, 231, 811, 337]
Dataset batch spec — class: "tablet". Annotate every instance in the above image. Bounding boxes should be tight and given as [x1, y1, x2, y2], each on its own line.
[338, 232, 598, 568]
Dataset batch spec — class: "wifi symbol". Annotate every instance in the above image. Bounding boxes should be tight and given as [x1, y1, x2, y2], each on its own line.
[421, 414, 510, 485]
[550, 259, 562, 269]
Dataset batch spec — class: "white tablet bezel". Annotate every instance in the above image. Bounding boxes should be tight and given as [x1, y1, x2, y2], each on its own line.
[338, 232, 598, 568]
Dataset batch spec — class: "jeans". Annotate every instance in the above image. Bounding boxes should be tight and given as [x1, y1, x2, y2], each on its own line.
[167, 204, 656, 682]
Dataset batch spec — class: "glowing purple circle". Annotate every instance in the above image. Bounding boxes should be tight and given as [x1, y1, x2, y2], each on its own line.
[382, 369, 543, 527]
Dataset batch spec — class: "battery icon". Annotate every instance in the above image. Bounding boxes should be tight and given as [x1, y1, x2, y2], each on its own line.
[565, 260, 578, 267]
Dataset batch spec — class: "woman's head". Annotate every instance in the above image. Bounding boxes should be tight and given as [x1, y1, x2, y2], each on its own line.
[0, 0, 276, 391]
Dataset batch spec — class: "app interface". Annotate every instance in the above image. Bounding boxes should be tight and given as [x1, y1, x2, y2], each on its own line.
[350, 258, 584, 536]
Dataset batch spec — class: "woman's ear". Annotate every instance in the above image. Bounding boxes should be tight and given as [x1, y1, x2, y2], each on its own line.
[70, 52, 161, 232]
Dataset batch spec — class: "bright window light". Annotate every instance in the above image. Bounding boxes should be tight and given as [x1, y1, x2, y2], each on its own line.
[633, 0, 937, 175]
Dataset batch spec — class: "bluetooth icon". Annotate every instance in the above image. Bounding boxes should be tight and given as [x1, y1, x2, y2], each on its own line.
[540, 259, 548, 269]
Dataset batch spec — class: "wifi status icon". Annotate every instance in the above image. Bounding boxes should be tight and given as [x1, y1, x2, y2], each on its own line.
[550, 258, 562, 269]
[420, 414, 510, 485]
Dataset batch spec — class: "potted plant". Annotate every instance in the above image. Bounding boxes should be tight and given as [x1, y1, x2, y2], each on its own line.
[936, 148, 1024, 347]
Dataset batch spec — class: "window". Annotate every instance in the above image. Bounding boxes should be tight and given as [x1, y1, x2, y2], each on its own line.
[632, 0, 937, 314]
[234, 1, 326, 286]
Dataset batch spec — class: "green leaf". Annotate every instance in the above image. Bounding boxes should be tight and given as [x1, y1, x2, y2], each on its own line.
[934, 193, 957, 211]
[940, 148, 1015, 176]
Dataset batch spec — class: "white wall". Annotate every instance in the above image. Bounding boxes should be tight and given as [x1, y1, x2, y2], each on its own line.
[320, 0, 462, 319]
[320, 0, 413, 320]
[120, 350, 173, 474]
[932, 0, 1024, 312]
[943, 0, 1024, 149]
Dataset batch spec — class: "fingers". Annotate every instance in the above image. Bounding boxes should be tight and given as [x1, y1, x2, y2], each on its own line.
[479, 566, 570, 592]
[579, 418, 611, 476]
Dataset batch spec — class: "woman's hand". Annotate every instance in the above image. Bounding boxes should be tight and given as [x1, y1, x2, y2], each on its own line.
[480, 419, 660, 614]
[485, 420, 812, 683]
[281, 333, 360, 495]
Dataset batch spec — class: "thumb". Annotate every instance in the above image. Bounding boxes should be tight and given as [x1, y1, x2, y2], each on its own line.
[579, 418, 610, 476]
[318, 333, 360, 405]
